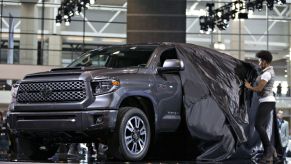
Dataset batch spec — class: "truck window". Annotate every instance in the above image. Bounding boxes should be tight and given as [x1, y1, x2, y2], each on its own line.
[68, 46, 157, 68]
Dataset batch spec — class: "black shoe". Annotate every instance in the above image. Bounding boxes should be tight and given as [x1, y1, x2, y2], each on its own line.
[273, 156, 285, 164]
[257, 146, 276, 163]
[257, 156, 273, 163]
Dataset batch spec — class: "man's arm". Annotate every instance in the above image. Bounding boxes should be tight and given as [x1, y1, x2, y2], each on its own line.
[245, 79, 267, 92]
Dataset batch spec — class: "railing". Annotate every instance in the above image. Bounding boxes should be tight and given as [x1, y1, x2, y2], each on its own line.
[276, 97, 291, 109]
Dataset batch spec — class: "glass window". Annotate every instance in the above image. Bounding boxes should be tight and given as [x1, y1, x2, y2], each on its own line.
[68, 46, 157, 68]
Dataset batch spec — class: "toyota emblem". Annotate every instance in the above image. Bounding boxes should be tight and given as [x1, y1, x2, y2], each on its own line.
[41, 86, 53, 98]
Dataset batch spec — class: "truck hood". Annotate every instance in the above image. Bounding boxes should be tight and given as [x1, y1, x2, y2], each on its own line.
[24, 67, 139, 80]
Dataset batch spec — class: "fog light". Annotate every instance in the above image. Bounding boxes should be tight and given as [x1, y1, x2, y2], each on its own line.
[96, 116, 103, 124]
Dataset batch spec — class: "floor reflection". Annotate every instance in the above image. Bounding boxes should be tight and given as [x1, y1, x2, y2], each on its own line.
[0, 143, 290, 163]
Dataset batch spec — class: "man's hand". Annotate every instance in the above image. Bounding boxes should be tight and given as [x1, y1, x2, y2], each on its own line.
[244, 80, 252, 89]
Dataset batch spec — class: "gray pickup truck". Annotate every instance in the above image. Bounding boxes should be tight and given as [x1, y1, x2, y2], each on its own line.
[7, 43, 185, 161]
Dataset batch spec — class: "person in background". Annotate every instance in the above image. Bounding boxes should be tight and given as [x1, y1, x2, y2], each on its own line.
[0, 112, 3, 128]
[276, 83, 282, 97]
[244, 50, 277, 163]
[277, 110, 289, 159]
[0, 112, 4, 156]
[286, 85, 291, 97]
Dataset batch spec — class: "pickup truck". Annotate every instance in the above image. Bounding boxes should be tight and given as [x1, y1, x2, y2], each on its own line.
[7, 43, 186, 161]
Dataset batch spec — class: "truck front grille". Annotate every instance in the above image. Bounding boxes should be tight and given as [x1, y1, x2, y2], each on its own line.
[17, 81, 86, 103]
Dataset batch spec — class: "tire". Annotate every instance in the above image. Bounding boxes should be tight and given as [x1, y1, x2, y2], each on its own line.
[111, 107, 151, 161]
[14, 136, 58, 161]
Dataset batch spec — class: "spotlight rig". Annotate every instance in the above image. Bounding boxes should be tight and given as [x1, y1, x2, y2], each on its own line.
[55, 0, 95, 26]
[199, 0, 286, 33]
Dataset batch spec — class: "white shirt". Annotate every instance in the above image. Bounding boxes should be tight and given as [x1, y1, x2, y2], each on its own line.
[259, 67, 276, 103]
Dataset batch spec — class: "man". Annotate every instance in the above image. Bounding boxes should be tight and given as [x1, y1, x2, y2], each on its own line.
[276, 83, 282, 97]
[245, 50, 277, 162]
[277, 110, 289, 159]
[286, 85, 291, 97]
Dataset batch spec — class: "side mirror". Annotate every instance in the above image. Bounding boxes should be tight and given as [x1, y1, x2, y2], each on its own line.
[157, 59, 184, 73]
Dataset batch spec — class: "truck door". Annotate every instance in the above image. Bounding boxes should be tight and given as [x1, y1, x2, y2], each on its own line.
[154, 48, 183, 132]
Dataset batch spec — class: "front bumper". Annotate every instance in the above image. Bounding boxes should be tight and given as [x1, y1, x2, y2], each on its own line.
[7, 110, 118, 132]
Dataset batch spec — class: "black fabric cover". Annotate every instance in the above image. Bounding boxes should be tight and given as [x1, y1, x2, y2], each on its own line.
[170, 43, 281, 161]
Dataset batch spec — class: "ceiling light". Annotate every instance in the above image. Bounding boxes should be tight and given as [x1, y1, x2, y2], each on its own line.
[90, 0, 95, 5]
[64, 17, 71, 26]
[200, 0, 286, 33]
[214, 42, 226, 50]
[217, 11, 222, 17]
[65, 21, 70, 26]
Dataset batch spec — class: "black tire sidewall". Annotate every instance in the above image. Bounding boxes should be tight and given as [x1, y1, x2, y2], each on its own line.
[117, 107, 151, 161]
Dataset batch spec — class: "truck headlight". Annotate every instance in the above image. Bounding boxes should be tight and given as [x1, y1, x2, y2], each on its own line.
[91, 79, 120, 96]
[11, 82, 20, 98]
[9, 82, 20, 111]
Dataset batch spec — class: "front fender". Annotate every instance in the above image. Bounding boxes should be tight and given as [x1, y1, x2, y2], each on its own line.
[116, 89, 159, 131]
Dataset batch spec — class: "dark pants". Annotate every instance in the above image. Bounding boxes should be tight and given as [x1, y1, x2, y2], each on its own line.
[255, 102, 276, 152]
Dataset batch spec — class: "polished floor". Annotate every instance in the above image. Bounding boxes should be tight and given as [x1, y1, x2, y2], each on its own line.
[0, 136, 289, 163]
[0, 150, 290, 164]
[0, 143, 290, 163]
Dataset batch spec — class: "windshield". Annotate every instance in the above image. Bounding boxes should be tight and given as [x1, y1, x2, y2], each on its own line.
[68, 45, 157, 68]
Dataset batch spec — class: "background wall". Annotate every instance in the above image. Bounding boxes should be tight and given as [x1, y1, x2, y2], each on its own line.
[0, 0, 291, 129]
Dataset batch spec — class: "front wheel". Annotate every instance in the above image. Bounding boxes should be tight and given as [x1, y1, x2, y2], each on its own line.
[111, 107, 151, 161]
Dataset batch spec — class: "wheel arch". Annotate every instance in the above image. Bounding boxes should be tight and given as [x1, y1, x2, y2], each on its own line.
[118, 95, 157, 137]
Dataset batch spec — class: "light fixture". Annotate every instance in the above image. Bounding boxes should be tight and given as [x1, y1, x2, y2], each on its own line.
[267, 0, 274, 10]
[85, 2, 90, 8]
[65, 17, 71, 26]
[278, 0, 286, 5]
[200, 0, 286, 33]
[217, 11, 223, 17]
[255, 0, 263, 11]
[235, 1, 243, 9]
[199, 16, 208, 32]
[55, 14, 62, 26]
[231, 10, 237, 19]
[90, 0, 95, 5]
[75, 4, 82, 15]
[214, 42, 226, 50]
[55, 0, 95, 26]
[206, 3, 215, 13]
